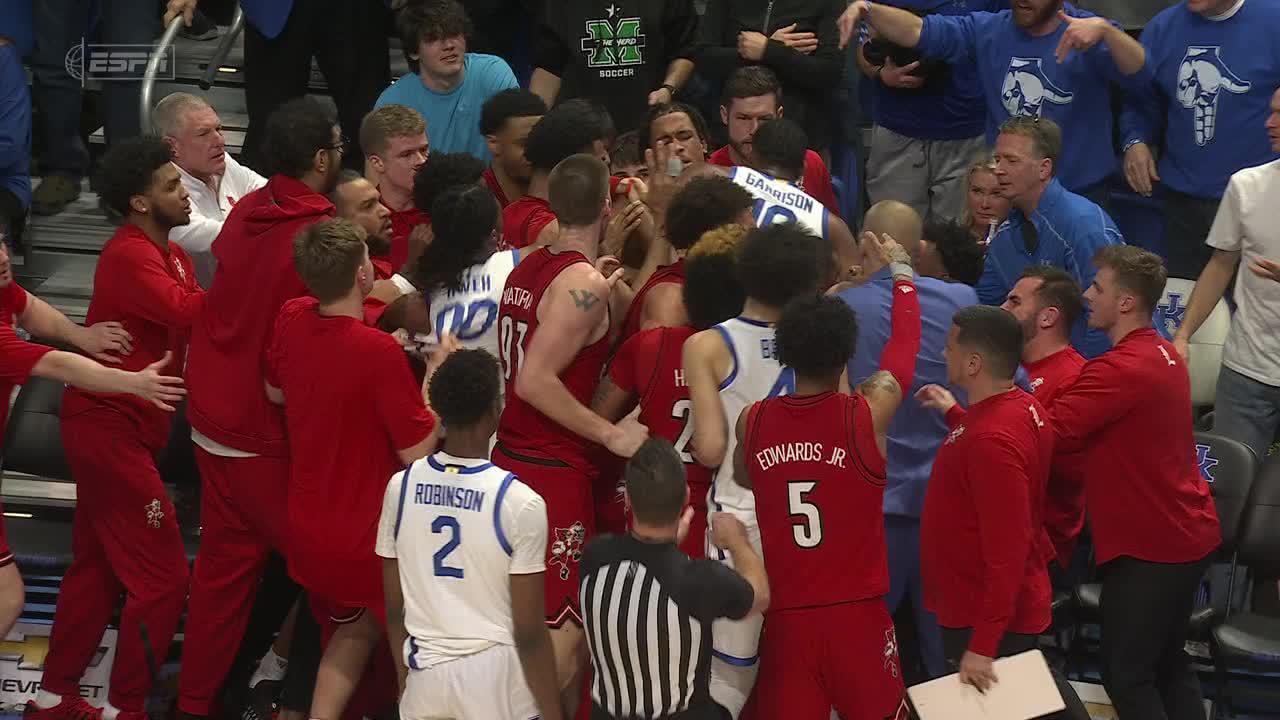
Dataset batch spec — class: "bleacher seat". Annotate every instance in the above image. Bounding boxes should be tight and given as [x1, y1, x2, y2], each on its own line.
[1072, 432, 1257, 644]
[1, 376, 73, 482]
[1210, 454, 1280, 717]
[1155, 277, 1231, 407]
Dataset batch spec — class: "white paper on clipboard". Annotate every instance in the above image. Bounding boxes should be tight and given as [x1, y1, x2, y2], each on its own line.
[908, 649, 1067, 720]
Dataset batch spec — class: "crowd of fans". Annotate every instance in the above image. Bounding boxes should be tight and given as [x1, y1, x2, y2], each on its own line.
[0, 0, 1278, 719]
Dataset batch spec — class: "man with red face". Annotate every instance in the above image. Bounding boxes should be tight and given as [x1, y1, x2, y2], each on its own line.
[156, 92, 266, 288]
[360, 104, 431, 271]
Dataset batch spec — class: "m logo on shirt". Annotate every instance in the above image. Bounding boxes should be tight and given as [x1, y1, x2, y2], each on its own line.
[581, 6, 645, 72]
[1001, 57, 1073, 118]
[1177, 46, 1251, 146]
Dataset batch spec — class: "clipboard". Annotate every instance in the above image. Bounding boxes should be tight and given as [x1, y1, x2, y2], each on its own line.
[907, 649, 1067, 720]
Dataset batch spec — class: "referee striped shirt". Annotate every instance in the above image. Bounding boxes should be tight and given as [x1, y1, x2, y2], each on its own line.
[580, 533, 754, 720]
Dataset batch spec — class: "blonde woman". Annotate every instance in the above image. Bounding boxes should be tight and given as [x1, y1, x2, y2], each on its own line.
[963, 155, 1011, 243]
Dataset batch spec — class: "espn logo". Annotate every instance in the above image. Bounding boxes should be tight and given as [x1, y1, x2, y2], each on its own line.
[65, 43, 176, 82]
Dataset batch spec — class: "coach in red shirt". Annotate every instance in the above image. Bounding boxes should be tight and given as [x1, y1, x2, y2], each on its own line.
[1052, 246, 1220, 719]
[30, 138, 204, 720]
[268, 218, 439, 720]
[709, 66, 839, 216]
[999, 265, 1088, 575]
[179, 97, 341, 717]
[918, 306, 1088, 717]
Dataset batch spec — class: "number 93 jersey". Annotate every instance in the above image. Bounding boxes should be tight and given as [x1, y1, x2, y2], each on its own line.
[375, 452, 548, 670]
[742, 392, 890, 611]
[728, 166, 829, 241]
[426, 250, 519, 359]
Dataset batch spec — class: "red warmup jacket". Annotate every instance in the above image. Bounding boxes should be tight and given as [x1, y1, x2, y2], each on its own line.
[62, 225, 205, 451]
[186, 174, 334, 456]
[383, 201, 429, 271]
[922, 389, 1054, 657]
[1050, 328, 1220, 565]
[1025, 346, 1088, 567]
[708, 146, 841, 217]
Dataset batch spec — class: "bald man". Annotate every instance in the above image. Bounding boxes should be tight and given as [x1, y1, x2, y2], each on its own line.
[156, 92, 266, 287]
[837, 201, 978, 680]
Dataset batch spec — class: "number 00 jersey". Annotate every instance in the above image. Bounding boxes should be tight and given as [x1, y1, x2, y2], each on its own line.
[709, 317, 794, 519]
[743, 392, 889, 612]
[375, 452, 547, 669]
[426, 250, 518, 360]
[496, 247, 611, 472]
[729, 166, 829, 241]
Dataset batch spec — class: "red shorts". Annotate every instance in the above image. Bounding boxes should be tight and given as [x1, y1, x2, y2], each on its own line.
[492, 443, 594, 628]
[755, 600, 909, 720]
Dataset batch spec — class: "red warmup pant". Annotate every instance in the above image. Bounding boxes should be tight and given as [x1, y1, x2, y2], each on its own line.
[43, 409, 189, 712]
[178, 448, 289, 716]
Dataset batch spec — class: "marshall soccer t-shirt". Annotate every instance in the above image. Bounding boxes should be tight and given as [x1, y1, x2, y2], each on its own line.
[534, 0, 699, 133]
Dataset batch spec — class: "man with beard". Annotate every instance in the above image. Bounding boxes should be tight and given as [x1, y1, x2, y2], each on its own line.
[156, 92, 267, 288]
[838, 0, 1146, 202]
[332, 171, 395, 278]
[480, 89, 547, 209]
[27, 138, 204, 720]
[177, 97, 341, 720]
[360, 105, 431, 271]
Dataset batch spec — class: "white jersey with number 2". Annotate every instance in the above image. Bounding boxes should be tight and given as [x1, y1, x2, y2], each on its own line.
[729, 166, 829, 242]
[375, 452, 547, 670]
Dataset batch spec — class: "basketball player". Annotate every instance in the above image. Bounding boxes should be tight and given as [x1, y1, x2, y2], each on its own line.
[360, 104, 431, 269]
[1000, 266, 1088, 574]
[411, 184, 518, 359]
[29, 137, 203, 720]
[266, 219, 444, 720]
[681, 223, 832, 718]
[618, 177, 754, 341]
[492, 154, 648, 712]
[480, 89, 547, 209]
[330, 170, 394, 277]
[732, 230, 921, 719]
[728, 118, 858, 274]
[915, 306, 1089, 719]
[180, 98, 341, 720]
[596, 225, 750, 557]
[503, 101, 611, 250]
[378, 349, 563, 720]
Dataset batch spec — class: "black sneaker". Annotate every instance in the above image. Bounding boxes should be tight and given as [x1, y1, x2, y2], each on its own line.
[179, 10, 219, 41]
[241, 679, 281, 720]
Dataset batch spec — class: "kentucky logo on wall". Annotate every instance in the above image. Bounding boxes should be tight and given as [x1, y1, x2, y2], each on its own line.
[581, 4, 646, 78]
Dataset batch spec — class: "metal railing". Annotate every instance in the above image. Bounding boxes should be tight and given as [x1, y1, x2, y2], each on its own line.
[139, 4, 246, 133]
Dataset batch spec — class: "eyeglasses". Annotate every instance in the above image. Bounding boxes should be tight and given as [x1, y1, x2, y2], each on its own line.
[327, 136, 350, 153]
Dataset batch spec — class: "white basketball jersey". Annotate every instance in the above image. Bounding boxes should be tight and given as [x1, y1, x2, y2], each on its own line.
[709, 317, 795, 517]
[426, 250, 518, 358]
[728, 166, 829, 241]
[375, 452, 547, 670]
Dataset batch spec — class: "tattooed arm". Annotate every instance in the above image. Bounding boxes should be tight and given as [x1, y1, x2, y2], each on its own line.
[516, 263, 648, 458]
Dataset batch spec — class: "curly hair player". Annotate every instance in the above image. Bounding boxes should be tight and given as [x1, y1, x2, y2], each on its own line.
[681, 222, 832, 718]
[732, 232, 921, 720]
[378, 349, 563, 720]
[596, 224, 750, 557]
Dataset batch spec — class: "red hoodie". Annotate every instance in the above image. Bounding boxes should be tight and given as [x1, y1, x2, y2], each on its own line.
[186, 174, 335, 456]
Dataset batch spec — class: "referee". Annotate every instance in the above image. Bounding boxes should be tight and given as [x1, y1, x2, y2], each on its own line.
[579, 438, 769, 720]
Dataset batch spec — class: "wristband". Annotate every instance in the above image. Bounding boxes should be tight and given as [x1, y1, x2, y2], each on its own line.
[1122, 138, 1145, 153]
[889, 262, 913, 279]
[660, 83, 676, 97]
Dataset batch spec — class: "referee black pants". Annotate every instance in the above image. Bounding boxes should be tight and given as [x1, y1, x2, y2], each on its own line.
[1100, 553, 1213, 720]
[940, 627, 1090, 720]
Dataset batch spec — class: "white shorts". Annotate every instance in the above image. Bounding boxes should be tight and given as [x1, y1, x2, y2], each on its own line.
[705, 506, 763, 662]
[399, 643, 538, 720]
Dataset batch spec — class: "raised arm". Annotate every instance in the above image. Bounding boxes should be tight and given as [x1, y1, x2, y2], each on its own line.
[517, 264, 647, 457]
[853, 234, 921, 451]
[838, 2, 925, 50]
[1055, 11, 1145, 77]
